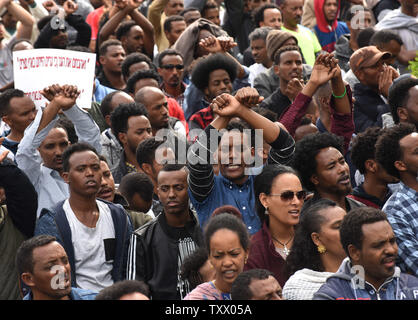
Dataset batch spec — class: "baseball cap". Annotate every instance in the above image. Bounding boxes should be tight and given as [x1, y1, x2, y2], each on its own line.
[349, 46, 391, 74]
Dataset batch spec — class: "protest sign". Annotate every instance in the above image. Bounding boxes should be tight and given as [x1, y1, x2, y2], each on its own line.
[13, 49, 96, 109]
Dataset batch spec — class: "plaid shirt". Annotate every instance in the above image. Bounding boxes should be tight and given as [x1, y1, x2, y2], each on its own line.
[382, 182, 418, 276]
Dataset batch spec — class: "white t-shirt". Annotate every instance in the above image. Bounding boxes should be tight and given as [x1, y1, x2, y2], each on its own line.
[248, 63, 267, 87]
[63, 199, 115, 292]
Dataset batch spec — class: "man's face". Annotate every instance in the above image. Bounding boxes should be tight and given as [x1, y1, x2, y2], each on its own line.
[157, 169, 189, 215]
[165, 20, 187, 45]
[2, 96, 37, 135]
[311, 147, 352, 196]
[218, 131, 251, 185]
[97, 160, 116, 202]
[38, 128, 70, 172]
[356, 58, 385, 90]
[123, 25, 145, 54]
[62, 150, 102, 197]
[127, 61, 150, 81]
[203, 7, 220, 26]
[24, 241, 71, 300]
[100, 45, 126, 73]
[397, 132, 418, 179]
[248, 0, 270, 11]
[143, 90, 169, 130]
[399, 86, 418, 128]
[323, 0, 338, 24]
[2, 11, 17, 29]
[120, 115, 152, 155]
[248, 275, 283, 300]
[204, 69, 233, 100]
[274, 50, 303, 82]
[151, 147, 176, 182]
[49, 30, 69, 49]
[165, 0, 184, 16]
[130, 192, 153, 213]
[377, 40, 401, 67]
[251, 39, 269, 67]
[158, 54, 184, 88]
[260, 8, 282, 29]
[280, 0, 303, 27]
[183, 10, 201, 26]
[352, 221, 398, 289]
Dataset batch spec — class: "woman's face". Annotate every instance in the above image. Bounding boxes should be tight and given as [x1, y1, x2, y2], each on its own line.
[209, 229, 248, 291]
[312, 206, 347, 259]
[261, 173, 304, 227]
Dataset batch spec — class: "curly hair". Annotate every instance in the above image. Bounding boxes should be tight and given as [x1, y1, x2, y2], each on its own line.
[0, 89, 25, 116]
[204, 213, 250, 253]
[95, 280, 150, 300]
[388, 76, 418, 124]
[350, 127, 383, 174]
[190, 53, 237, 91]
[115, 20, 138, 40]
[121, 52, 155, 80]
[375, 123, 416, 179]
[109, 102, 149, 144]
[125, 69, 161, 94]
[285, 199, 338, 277]
[254, 164, 299, 223]
[252, 3, 281, 27]
[180, 247, 210, 290]
[274, 45, 301, 65]
[231, 268, 275, 300]
[340, 207, 388, 258]
[290, 132, 344, 191]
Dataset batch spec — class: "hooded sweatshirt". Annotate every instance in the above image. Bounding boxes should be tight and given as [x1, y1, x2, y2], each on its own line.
[313, 0, 349, 53]
[313, 257, 418, 300]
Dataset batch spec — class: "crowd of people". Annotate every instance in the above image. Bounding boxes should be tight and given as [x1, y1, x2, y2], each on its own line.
[0, 0, 417, 301]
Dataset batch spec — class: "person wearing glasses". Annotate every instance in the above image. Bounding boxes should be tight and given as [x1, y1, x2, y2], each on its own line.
[157, 49, 187, 110]
[245, 164, 305, 288]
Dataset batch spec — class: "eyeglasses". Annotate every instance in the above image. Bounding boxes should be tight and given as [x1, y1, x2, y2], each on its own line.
[269, 190, 307, 201]
[160, 64, 184, 70]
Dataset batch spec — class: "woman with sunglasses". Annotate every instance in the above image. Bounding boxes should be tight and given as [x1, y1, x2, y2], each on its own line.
[245, 164, 305, 288]
[282, 198, 346, 300]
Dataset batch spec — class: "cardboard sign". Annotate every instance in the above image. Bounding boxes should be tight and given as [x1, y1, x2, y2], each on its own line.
[13, 49, 96, 109]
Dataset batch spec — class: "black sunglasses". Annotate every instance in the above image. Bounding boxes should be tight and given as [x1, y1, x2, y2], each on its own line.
[269, 190, 307, 201]
[161, 64, 184, 70]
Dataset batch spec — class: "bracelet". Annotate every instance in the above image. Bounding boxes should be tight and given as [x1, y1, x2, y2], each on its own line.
[332, 87, 346, 99]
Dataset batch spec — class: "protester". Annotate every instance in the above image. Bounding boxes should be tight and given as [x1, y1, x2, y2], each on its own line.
[16, 235, 97, 300]
[314, 207, 418, 300]
[184, 213, 250, 300]
[163, 15, 186, 47]
[231, 268, 283, 300]
[283, 199, 346, 300]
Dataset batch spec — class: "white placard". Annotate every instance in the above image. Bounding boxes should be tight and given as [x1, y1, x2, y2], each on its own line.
[13, 49, 96, 109]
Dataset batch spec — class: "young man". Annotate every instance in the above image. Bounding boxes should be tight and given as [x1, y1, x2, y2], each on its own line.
[248, 27, 274, 86]
[157, 49, 187, 109]
[349, 127, 399, 208]
[201, 1, 220, 26]
[16, 235, 98, 300]
[0, 89, 37, 154]
[376, 123, 418, 276]
[15, 85, 101, 217]
[188, 87, 295, 235]
[180, 7, 201, 26]
[231, 269, 283, 300]
[313, 0, 349, 53]
[388, 74, 418, 129]
[127, 164, 204, 300]
[314, 207, 418, 300]
[97, 39, 126, 90]
[280, 0, 322, 66]
[109, 102, 152, 184]
[35, 143, 133, 292]
[163, 15, 186, 47]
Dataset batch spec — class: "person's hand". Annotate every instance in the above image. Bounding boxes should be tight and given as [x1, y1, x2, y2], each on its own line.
[55, 85, 80, 110]
[235, 87, 263, 108]
[127, 0, 143, 10]
[211, 93, 243, 118]
[309, 53, 339, 86]
[114, 0, 128, 10]
[388, 65, 400, 81]
[218, 36, 237, 52]
[199, 36, 223, 53]
[378, 64, 394, 98]
[326, 54, 342, 80]
[42, 0, 58, 12]
[63, 0, 78, 16]
[0, 137, 10, 163]
[284, 78, 304, 101]
[40, 84, 63, 102]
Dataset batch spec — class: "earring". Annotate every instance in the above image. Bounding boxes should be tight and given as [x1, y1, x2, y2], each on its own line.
[265, 207, 269, 215]
[317, 245, 327, 254]
[244, 256, 248, 264]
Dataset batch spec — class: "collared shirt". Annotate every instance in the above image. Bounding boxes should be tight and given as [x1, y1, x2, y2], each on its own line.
[15, 104, 101, 217]
[383, 182, 418, 276]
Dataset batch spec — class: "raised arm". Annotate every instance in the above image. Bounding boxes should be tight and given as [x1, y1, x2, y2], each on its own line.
[3, 0, 35, 40]
[128, 0, 154, 58]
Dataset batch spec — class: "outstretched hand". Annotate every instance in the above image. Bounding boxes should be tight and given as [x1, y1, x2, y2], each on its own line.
[284, 78, 304, 101]
[235, 87, 263, 108]
[199, 36, 236, 53]
[41, 84, 80, 110]
[309, 53, 341, 86]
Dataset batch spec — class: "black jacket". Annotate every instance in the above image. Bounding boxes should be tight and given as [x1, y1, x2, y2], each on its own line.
[127, 210, 204, 300]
